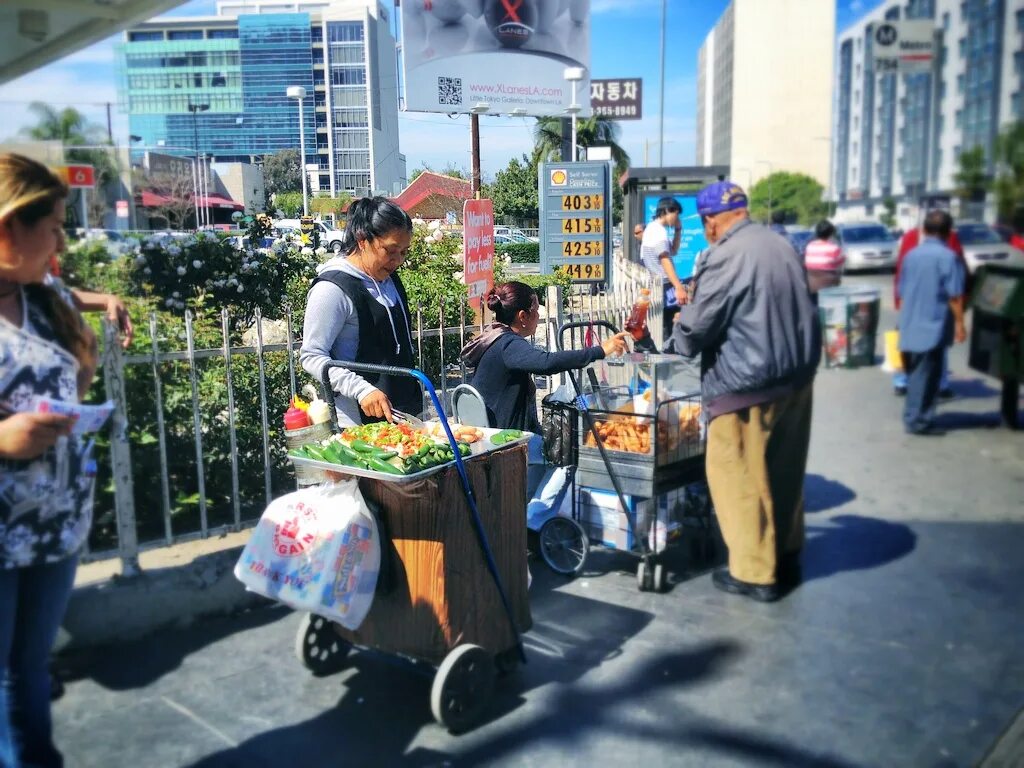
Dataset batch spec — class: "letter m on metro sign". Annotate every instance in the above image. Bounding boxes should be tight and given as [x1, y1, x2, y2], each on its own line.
[463, 199, 495, 313]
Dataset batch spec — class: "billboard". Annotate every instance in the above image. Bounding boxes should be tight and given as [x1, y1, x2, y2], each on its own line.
[872, 20, 935, 73]
[463, 198, 495, 309]
[400, 0, 592, 117]
[539, 161, 611, 284]
[590, 78, 642, 120]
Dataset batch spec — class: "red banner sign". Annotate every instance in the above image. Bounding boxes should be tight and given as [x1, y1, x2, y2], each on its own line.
[463, 199, 495, 312]
[60, 164, 95, 189]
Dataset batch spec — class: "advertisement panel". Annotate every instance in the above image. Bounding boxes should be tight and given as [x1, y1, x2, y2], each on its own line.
[463, 198, 495, 310]
[539, 161, 610, 284]
[640, 192, 707, 281]
[873, 20, 934, 73]
[59, 165, 95, 189]
[401, 0, 591, 117]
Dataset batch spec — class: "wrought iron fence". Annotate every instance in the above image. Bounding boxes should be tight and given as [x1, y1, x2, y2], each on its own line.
[88, 265, 659, 574]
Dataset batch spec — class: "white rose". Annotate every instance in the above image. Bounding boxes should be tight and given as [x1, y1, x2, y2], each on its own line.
[176, 266, 187, 276]
[315, 247, 327, 257]
[134, 256, 146, 267]
[301, 247, 314, 256]
[168, 245, 182, 256]
[164, 298, 174, 307]
[237, 285, 245, 293]
[193, 259, 202, 268]
[172, 291, 181, 298]
[144, 267, 152, 275]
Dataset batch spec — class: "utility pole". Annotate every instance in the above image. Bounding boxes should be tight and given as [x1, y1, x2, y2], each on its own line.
[658, 0, 667, 166]
[470, 112, 481, 197]
[106, 103, 113, 144]
[188, 100, 209, 228]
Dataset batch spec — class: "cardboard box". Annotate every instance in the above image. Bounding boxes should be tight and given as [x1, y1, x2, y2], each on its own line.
[578, 488, 684, 553]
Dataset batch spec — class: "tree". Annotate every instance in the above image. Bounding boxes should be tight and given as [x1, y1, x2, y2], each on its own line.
[992, 122, 1024, 224]
[748, 171, 827, 225]
[309, 192, 353, 221]
[531, 116, 630, 222]
[880, 196, 897, 229]
[485, 154, 538, 224]
[273, 191, 304, 218]
[22, 103, 118, 227]
[953, 146, 990, 211]
[134, 169, 195, 229]
[262, 149, 302, 202]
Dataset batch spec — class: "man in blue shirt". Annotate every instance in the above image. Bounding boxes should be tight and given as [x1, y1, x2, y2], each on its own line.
[898, 210, 967, 435]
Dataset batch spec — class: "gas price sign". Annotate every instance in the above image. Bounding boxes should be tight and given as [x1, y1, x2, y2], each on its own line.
[539, 162, 612, 284]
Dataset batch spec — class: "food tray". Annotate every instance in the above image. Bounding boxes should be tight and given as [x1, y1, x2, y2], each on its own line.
[289, 427, 533, 484]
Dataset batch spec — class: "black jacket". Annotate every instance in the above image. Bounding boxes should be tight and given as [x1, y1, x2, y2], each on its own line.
[465, 332, 604, 432]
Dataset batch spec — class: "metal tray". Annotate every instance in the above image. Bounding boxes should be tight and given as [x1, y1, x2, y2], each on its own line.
[289, 428, 533, 484]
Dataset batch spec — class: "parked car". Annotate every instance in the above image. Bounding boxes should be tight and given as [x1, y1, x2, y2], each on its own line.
[785, 225, 814, 257]
[494, 226, 538, 243]
[954, 221, 1024, 274]
[275, 219, 346, 253]
[835, 223, 898, 271]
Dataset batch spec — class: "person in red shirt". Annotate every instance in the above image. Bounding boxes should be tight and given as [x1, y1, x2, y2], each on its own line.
[892, 215, 968, 397]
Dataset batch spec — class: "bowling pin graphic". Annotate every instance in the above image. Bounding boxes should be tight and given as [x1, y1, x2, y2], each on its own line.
[484, 0, 538, 49]
[429, 0, 468, 24]
[569, 0, 586, 26]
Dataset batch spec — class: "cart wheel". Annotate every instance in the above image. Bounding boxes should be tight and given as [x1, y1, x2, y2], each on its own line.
[636, 560, 653, 592]
[539, 516, 590, 576]
[431, 644, 495, 732]
[294, 613, 351, 676]
[494, 647, 521, 677]
[653, 562, 666, 592]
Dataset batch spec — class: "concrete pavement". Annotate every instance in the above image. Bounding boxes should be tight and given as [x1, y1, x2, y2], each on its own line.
[50, 274, 1024, 767]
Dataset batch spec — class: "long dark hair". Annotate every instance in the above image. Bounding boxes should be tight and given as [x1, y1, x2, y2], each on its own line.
[485, 281, 536, 325]
[0, 153, 92, 370]
[342, 196, 412, 255]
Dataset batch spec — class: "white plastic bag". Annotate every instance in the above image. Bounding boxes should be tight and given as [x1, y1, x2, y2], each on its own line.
[234, 479, 380, 630]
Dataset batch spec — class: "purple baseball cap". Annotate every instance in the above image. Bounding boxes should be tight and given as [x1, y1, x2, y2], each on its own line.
[696, 181, 749, 216]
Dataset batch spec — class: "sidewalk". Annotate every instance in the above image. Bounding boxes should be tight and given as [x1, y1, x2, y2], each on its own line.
[51, 275, 1024, 767]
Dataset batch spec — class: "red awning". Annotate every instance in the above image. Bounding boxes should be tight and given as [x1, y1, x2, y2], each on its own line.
[137, 191, 244, 211]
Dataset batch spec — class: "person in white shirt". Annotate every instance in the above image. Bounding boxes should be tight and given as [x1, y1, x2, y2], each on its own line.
[639, 197, 685, 348]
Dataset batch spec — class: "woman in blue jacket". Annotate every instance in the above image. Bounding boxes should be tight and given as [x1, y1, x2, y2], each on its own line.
[460, 281, 628, 432]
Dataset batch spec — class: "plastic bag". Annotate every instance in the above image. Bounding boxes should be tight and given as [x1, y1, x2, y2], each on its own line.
[234, 479, 380, 630]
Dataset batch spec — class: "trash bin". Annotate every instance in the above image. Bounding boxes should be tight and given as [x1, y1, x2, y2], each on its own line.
[819, 286, 881, 368]
[968, 264, 1024, 428]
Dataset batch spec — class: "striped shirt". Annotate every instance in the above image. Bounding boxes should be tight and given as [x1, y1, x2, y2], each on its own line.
[804, 239, 844, 272]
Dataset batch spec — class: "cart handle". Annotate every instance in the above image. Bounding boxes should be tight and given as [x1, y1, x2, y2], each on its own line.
[556, 320, 621, 352]
[319, 360, 527, 663]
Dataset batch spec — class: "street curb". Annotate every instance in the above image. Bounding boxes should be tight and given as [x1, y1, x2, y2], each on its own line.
[61, 545, 268, 651]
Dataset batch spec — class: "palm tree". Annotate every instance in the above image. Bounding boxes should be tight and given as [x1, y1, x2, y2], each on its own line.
[531, 116, 630, 167]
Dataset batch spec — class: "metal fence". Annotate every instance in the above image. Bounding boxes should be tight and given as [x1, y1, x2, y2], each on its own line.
[89, 264, 657, 574]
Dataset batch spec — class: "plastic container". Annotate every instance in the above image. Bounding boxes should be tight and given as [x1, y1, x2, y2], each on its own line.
[624, 289, 651, 341]
[819, 285, 880, 368]
[285, 422, 334, 486]
[283, 404, 311, 431]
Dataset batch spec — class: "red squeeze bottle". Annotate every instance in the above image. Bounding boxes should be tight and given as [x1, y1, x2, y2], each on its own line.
[624, 288, 651, 341]
[283, 403, 311, 431]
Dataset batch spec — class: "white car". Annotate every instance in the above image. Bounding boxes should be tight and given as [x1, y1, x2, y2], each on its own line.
[275, 219, 346, 253]
[954, 222, 1024, 274]
[836, 223, 898, 271]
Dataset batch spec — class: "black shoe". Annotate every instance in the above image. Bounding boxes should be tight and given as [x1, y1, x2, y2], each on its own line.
[712, 568, 779, 603]
[894, 386, 907, 397]
[906, 425, 946, 436]
[777, 553, 802, 587]
[939, 387, 955, 399]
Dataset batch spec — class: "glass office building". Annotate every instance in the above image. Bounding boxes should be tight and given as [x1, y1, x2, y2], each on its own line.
[118, 0, 406, 197]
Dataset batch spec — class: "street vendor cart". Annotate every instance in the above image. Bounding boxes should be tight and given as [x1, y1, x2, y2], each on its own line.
[285, 362, 532, 732]
[556, 321, 713, 592]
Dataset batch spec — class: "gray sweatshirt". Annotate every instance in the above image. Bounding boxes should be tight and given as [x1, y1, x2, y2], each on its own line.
[299, 257, 413, 426]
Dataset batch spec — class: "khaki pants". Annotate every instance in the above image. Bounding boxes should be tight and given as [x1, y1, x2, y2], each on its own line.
[705, 383, 813, 585]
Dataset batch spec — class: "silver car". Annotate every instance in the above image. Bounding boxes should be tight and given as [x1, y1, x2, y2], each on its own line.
[836, 223, 898, 271]
[954, 222, 1024, 274]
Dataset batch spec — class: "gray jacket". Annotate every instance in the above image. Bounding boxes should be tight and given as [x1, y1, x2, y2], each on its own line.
[672, 219, 820, 417]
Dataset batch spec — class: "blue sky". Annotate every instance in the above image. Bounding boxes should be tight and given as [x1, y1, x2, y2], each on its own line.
[0, 0, 883, 180]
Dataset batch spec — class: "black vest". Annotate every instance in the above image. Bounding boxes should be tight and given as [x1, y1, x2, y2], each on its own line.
[312, 269, 422, 422]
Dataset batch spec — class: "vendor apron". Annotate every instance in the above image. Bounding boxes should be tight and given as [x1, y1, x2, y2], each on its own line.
[314, 270, 422, 422]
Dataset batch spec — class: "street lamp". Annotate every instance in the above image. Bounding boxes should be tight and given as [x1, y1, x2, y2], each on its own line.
[187, 101, 209, 226]
[564, 66, 584, 162]
[756, 160, 774, 212]
[813, 135, 834, 217]
[287, 85, 309, 216]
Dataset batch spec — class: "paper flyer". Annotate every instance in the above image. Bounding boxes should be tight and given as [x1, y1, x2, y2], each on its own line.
[33, 397, 115, 436]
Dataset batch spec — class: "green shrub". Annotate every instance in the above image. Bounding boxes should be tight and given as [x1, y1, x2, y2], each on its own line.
[496, 242, 539, 263]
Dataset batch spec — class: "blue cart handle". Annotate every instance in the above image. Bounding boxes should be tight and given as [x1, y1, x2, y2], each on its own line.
[319, 360, 527, 663]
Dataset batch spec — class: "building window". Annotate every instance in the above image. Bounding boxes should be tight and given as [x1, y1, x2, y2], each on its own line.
[319, 174, 331, 187]
[1013, 92, 1023, 118]
[168, 30, 203, 40]
[314, 92, 326, 107]
[311, 25, 323, 42]
[313, 49, 324, 63]
[313, 71, 325, 85]
[331, 68, 366, 86]
[1015, 51, 1024, 76]
[207, 29, 239, 39]
[328, 22, 363, 43]
[955, 109, 962, 127]
[129, 31, 163, 42]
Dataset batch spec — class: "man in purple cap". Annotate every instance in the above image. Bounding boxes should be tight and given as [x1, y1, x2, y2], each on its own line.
[672, 180, 820, 602]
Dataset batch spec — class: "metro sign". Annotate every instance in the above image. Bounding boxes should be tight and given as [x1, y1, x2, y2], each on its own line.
[60, 164, 95, 189]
